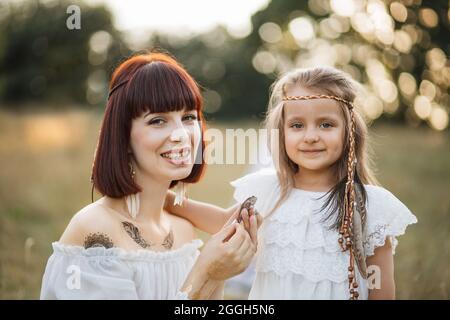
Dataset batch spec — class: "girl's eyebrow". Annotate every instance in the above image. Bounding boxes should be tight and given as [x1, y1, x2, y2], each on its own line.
[286, 114, 340, 121]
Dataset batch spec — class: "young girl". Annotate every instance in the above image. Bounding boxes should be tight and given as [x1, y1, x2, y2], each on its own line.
[166, 66, 417, 300]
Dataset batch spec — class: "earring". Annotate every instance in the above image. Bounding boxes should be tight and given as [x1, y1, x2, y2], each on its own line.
[129, 161, 136, 179]
[126, 193, 140, 220]
[173, 182, 187, 206]
[126, 161, 139, 219]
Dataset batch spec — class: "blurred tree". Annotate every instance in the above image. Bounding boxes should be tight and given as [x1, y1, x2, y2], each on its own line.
[0, 0, 127, 108]
[0, 0, 448, 130]
[149, 0, 449, 130]
[237, 0, 449, 129]
[147, 29, 272, 122]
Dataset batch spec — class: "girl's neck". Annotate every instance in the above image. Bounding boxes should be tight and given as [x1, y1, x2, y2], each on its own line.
[294, 166, 337, 192]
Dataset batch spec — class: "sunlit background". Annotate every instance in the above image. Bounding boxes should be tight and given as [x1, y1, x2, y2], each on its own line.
[0, 0, 449, 299]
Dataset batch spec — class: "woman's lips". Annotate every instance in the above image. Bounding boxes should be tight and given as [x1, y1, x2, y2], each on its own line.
[161, 147, 192, 165]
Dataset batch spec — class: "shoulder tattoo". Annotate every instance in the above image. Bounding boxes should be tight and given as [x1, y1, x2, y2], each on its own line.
[83, 232, 114, 249]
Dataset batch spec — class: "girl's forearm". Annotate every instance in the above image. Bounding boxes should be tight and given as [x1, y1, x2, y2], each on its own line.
[366, 239, 396, 300]
[165, 191, 236, 234]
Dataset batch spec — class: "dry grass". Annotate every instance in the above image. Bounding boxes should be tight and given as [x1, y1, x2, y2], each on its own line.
[0, 109, 448, 299]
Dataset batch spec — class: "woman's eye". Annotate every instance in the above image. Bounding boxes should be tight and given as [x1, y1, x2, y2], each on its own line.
[183, 114, 197, 122]
[320, 122, 333, 129]
[148, 118, 166, 125]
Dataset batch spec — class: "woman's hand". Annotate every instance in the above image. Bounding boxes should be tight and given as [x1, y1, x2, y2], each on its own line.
[236, 205, 263, 240]
[180, 208, 258, 299]
[199, 208, 257, 280]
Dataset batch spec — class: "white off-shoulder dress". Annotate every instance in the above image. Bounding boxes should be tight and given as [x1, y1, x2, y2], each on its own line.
[40, 239, 203, 299]
[231, 168, 418, 300]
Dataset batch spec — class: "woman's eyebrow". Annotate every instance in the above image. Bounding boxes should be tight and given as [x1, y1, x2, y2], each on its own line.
[144, 112, 163, 118]
[144, 109, 197, 119]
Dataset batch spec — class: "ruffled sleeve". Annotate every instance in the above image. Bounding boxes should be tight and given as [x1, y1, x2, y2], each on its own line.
[40, 243, 139, 300]
[363, 185, 418, 257]
[230, 168, 280, 218]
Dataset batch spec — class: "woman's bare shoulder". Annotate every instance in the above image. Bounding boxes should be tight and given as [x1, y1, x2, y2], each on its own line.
[58, 202, 118, 248]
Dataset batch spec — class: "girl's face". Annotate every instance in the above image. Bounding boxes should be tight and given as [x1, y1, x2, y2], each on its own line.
[129, 108, 201, 184]
[283, 86, 346, 173]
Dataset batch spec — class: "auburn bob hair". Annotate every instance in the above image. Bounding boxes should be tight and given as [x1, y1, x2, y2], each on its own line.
[91, 51, 206, 198]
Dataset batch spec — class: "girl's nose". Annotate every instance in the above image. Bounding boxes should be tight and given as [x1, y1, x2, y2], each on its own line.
[303, 127, 319, 143]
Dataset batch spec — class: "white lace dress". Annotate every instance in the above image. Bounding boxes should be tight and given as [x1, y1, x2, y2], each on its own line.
[40, 239, 203, 299]
[231, 168, 417, 300]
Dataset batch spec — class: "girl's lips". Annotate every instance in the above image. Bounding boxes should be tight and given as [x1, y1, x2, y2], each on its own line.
[300, 150, 325, 156]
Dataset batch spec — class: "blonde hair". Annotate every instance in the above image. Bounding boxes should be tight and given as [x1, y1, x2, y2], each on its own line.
[264, 66, 381, 299]
[265, 66, 379, 221]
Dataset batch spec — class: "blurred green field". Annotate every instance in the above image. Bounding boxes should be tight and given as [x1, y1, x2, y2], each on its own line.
[0, 109, 448, 299]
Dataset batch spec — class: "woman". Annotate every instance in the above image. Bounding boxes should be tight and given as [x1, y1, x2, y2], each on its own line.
[40, 52, 259, 300]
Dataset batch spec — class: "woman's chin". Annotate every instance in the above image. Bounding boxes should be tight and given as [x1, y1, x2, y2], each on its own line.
[164, 167, 194, 181]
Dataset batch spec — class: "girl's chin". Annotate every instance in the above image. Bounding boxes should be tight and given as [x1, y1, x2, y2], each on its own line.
[296, 161, 328, 171]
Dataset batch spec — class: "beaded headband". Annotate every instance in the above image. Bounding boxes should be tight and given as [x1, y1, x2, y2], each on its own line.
[282, 94, 354, 109]
[282, 94, 362, 300]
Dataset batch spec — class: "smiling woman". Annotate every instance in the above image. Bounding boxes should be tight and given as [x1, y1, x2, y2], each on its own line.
[92, 51, 205, 198]
[39, 51, 259, 300]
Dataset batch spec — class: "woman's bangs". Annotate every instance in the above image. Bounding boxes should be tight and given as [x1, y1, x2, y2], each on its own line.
[126, 62, 200, 118]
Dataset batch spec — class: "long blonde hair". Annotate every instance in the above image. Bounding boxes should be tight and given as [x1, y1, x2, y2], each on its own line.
[264, 66, 379, 226]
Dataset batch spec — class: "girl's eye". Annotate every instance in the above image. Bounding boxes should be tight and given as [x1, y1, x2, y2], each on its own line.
[183, 114, 197, 122]
[290, 123, 303, 129]
[148, 118, 166, 126]
[320, 122, 333, 129]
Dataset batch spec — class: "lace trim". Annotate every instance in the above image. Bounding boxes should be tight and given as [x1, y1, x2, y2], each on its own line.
[363, 206, 417, 256]
[256, 243, 350, 282]
[52, 239, 203, 262]
[262, 219, 341, 252]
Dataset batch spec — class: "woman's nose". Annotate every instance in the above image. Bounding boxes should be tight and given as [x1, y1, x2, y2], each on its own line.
[170, 125, 189, 143]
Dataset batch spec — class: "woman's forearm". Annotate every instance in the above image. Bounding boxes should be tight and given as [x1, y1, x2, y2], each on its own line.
[209, 282, 225, 300]
[165, 191, 236, 234]
[180, 260, 222, 299]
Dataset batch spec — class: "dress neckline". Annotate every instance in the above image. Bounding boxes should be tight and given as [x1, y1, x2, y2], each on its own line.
[292, 188, 328, 195]
[52, 238, 203, 261]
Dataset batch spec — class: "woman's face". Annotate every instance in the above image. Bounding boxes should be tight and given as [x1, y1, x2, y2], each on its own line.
[129, 108, 201, 184]
[283, 86, 346, 173]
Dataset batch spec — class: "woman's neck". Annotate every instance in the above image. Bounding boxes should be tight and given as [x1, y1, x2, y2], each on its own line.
[103, 173, 171, 224]
[294, 166, 337, 192]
